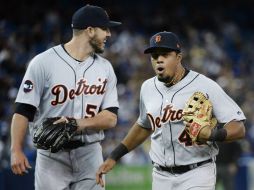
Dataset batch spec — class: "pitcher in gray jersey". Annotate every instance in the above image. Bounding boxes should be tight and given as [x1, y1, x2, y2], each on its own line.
[96, 31, 246, 190]
[10, 5, 121, 190]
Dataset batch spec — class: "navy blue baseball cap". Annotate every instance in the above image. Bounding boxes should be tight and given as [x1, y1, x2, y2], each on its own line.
[144, 32, 181, 54]
[72, 5, 122, 29]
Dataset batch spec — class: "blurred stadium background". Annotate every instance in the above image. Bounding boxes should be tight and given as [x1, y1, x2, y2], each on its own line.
[1, 0, 254, 189]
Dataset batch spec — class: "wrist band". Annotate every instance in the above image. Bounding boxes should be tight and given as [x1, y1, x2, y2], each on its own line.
[109, 143, 129, 161]
[208, 128, 227, 142]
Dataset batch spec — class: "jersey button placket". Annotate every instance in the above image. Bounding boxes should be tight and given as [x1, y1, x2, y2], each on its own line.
[162, 98, 174, 165]
[161, 122, 173, 165]
[74, 67, 84, 118]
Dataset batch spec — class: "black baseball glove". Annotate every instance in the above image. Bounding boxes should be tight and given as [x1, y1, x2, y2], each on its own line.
[33, 117, 78, 153]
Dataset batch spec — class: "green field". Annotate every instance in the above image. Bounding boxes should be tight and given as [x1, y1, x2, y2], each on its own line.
[105, 165, 152, 190]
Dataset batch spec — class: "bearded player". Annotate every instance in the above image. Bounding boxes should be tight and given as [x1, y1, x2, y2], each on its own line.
[10, 5, 121, 190]
[96, 31, 246, 190]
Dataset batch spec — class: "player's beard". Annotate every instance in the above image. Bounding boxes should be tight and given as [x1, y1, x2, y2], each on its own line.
[89, 36, 104, 54]
[157, 75, 173, 83]
[157, 64, 179, 85]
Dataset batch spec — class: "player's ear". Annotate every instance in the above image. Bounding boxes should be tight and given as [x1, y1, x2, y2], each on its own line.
[86, 27, 95, 37]
[176, 52, 182, 62]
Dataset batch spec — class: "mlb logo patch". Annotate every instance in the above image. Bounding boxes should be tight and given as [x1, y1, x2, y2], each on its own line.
[23, 80, 33, 93]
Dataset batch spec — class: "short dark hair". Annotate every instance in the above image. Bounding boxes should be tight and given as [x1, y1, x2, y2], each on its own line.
[72, 29, 84, 36]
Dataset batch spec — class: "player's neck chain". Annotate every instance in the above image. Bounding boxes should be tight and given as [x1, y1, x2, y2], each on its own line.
[165, 67, 185, 87]
[176, 67, 186, 83]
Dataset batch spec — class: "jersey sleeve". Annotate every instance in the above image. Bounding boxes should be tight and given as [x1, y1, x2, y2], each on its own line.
[207, 79, 246, 123]
[137, 83, 152, 129]
[15, 55, 45, 108]
[100, 63, 119, 110]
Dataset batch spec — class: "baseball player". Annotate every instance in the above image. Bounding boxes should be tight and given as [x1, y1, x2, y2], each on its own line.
[96, 32, 246, 190]
[10, 5, 121, 190]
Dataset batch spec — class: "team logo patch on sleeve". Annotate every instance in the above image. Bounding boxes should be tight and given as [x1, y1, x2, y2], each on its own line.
[23, 80, 34, 93]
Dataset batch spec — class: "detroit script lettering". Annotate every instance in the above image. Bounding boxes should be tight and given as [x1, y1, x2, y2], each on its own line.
[51, 78, 107, 105]
[147, 104, 183, 130]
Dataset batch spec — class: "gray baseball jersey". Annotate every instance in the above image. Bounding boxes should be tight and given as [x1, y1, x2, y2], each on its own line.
[16, 44, 119, 143]
[137, 70, 246, 167]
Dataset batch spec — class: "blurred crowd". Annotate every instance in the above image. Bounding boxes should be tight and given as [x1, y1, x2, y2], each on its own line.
[1, 0, 254, 175]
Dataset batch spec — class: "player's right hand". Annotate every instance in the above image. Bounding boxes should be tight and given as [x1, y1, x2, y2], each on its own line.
[11, 149, 32, 175]
[96, 158, 116, 187]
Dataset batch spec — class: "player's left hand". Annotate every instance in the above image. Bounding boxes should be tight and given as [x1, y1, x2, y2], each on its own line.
[185, 118, 216, 141]
[53, 116, 69, 124]
[33, 117, 78, 153]
[96, 158, 116, 187]
[183, 92, 217, 142]
[196, 118, 217, 141]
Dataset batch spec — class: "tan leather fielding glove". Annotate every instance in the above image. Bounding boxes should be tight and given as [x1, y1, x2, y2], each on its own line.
[182, 92, 217, 142]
